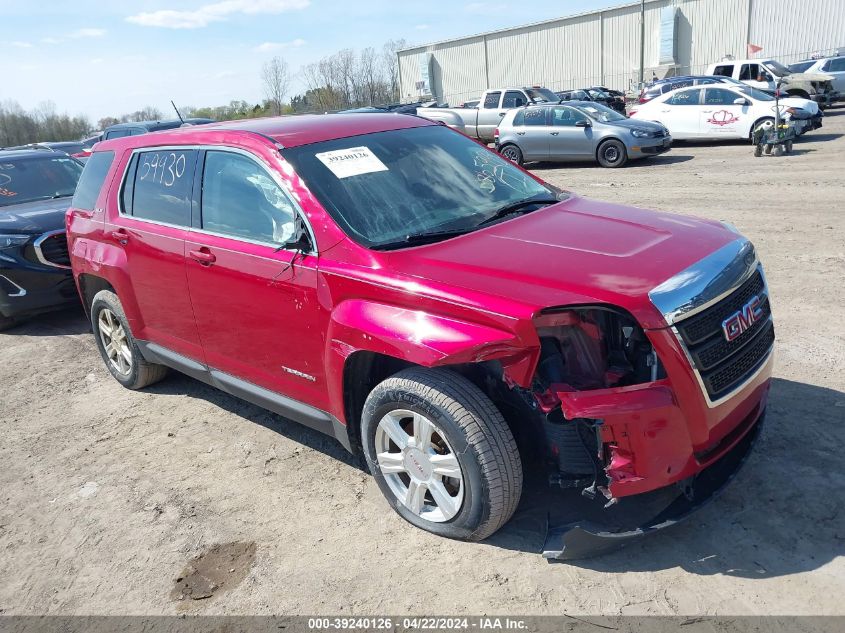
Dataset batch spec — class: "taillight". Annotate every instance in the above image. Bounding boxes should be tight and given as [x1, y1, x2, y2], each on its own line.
[628, 109, 638, 116]
[494, 127, 499, 140]
[72, 150, 91, 159]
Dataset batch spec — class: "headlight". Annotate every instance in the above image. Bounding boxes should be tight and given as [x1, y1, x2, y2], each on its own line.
[630, 128, 652, 138]
[0, 234, 32, 249]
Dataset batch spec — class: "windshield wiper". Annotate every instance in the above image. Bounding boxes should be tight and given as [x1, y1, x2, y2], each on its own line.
[371, 228, 473, 251]
[475, 197, 559, 228]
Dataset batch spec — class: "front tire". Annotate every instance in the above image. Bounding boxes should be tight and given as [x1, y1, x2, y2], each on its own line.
[499, 144, 523, 166]
[597, 139, 628, 168]
[90, 289, 167, 390]
[751, 117, 774, 144]
[361, 367, 523, 542]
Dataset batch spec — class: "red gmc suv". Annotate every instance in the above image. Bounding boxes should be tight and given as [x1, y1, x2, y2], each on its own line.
[67, 114, 773, 559]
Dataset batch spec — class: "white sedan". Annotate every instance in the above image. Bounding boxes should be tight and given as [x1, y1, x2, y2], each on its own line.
[629, 84, 820, 141]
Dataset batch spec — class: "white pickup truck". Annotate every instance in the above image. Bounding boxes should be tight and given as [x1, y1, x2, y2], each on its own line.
[417, 87, 560, 142]
[706, 58, 837, 108]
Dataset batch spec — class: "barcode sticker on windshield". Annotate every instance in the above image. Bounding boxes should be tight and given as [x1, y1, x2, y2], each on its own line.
[315, 146, 388, 179]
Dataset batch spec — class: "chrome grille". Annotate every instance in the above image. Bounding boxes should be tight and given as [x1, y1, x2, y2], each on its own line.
[674, 268, 774, 402]
[33, 230, 70, 269]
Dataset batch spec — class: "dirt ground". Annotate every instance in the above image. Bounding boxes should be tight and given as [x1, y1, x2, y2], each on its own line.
[1, 110, 844, 617]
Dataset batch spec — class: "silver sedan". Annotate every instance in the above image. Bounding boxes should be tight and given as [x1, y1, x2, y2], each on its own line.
[495, 101, 672, 168]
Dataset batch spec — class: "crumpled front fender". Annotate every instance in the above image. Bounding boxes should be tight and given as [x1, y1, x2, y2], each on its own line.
[324, 299, 538, 423]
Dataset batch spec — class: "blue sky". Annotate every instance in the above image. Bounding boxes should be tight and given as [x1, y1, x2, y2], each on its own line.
[2, 0, 621, 124]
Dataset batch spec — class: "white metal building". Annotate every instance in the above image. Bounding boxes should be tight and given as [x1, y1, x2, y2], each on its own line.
[398, 0, 845, 105]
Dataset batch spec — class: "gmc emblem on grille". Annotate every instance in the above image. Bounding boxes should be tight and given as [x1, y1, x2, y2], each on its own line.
[722, 295, 764, 342]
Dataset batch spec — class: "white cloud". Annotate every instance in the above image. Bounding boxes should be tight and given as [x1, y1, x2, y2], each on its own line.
[11, 41, 33, 48]
[414, 24, 429, 30]
[70, 28, 107, 38]
[127, 0, 310, 29]
[253, 38, 306, 52]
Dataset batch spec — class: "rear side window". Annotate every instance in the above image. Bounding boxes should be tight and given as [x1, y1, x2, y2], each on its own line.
[704, 88, 741, 105]
[105, 129, 131, 140]
[122, 149, 197, 226]
[667, 88, 701, 105]
[482, 92, 501, 109]
[502, 91, 526, 108]
[71, 151, 114, 211]
[829, 58, 845, 72]
[524, 109, 547, 126]
[713, 64, 733, 77]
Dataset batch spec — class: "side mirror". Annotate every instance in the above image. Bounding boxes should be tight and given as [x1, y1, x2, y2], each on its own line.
[575, 119, 592, 128]
[733, 97, 749, 105]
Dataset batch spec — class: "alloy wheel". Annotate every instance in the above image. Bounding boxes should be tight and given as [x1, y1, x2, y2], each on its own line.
[98, 308, 133, 376]
[374, 409, 464, 522]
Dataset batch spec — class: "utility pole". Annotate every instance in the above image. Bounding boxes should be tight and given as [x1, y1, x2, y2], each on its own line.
[638, 0, 646, 87]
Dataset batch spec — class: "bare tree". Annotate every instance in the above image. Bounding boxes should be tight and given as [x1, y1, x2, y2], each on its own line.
[382, 39, 407, 102]
[262, 56, 290, 116]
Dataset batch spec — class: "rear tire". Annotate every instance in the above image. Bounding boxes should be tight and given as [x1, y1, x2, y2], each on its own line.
[361, 367, 523, 542]
[499, 144, 523, 166]
[597, 139, 628, 168]
[90, 290, 167, 390]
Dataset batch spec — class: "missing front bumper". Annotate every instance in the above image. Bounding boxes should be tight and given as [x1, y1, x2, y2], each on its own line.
[542, 409, 764, 561]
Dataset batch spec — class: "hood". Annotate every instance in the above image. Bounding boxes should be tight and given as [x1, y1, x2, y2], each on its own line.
[0, 197, 71, 234]
[784, 72, 834, 83]
[388, 195, 737, 329]
[605, 118, 666, 133]
[777, 97, 818, 114]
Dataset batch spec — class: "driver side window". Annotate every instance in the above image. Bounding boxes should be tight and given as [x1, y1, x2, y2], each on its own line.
[200, 150, 296, 245]
[551, 106, 586, 126]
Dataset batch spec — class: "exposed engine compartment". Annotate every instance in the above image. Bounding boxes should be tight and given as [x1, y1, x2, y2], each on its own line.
[533, 307, 658, 393]
[529, 307, 665, 487]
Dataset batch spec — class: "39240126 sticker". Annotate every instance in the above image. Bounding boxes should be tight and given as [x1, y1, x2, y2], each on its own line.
[315, 146, 388, 179]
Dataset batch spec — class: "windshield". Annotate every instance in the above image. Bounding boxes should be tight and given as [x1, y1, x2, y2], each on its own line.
[527, 88, 560, 103]
[574, 102, 627, 123]
[789, 61, 815, 73]
[734, 85, 775, 101]
[282, 125, 553, 249]
[764, 60, 791, 76]
[0, 155, 83, 207]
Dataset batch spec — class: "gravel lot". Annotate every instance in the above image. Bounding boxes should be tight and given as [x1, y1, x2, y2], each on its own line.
[1, 110, 843, 616]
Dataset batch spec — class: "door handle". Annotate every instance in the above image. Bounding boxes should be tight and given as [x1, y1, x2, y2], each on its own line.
[702, 110, 713, 113]
[109, 229, 128, 245]
[516, 131, 525, 135]
[498, 112, 506, 117]
[189, 248, 216, 266]
[550, 132, 559, 135]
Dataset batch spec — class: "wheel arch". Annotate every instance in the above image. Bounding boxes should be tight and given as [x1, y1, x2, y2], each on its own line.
[786, 88, 810, 99]
[77, 273, 116, 319]
[595, 136, 628, 163]
[749, 115, 775, 140]
[326, 299, 539, 450]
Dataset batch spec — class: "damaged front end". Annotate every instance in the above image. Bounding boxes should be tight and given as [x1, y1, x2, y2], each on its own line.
[509, 305, 765, 560]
